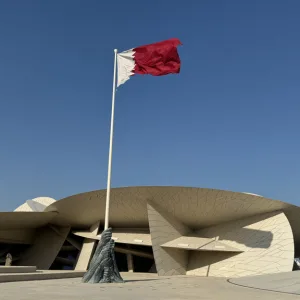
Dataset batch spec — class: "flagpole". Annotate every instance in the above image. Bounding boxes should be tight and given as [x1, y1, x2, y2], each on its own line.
[104, 49, 118, 230]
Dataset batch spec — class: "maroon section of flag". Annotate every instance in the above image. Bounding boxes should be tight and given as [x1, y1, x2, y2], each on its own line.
[134, 38, 182, 76]
[117, 38, 182, 86]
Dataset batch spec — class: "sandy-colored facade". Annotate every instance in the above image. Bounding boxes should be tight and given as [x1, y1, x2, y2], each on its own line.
[1, 186, 300, 278]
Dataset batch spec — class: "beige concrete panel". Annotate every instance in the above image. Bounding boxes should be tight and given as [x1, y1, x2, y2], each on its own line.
[161, 236, 214, 250]
[199, 240, 243, 252]
[0, 212, 57, 229]
[282, 206, 300, 251]
[147, 201, 190, 276]
[45, 187, 299, 232]
[187, 251, 236, 277]
[127, 253, 134, 272]
[73, 229, 152, 246]
[49, 225, 81, 250]
[0, 270, 85, 283]
[162, 236, 242, 252]
[74, 239, 95, 271]
[75, 222, 100, 271]
[46, 188, 150, 228]
[72, 231, 98, 239]
[187, 211, 294, 277]
[14, 197, 56, 212]
[0, 266, 36, 273]
[18, 226, 70, 270]
[0, 229, 36, 244]
[110, 230, 152, 246]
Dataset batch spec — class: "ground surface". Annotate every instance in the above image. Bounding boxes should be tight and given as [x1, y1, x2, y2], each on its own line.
[229, 270, 300, 295]
[0, 272, 299, 300]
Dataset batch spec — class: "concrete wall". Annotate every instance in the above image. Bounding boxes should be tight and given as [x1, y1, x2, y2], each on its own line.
[147, 202, 190, 276]
[0, 229, 36, 244]
[147, 201, 294, 278]
[18, 226, 70, 269]
[75, 222, 99, 271]
[187, 211, 294, 278]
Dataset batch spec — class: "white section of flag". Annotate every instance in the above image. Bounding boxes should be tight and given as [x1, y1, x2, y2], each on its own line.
[117, 49, 135, 87]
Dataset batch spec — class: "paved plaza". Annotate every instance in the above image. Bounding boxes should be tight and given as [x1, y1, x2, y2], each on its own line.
[230, 271, 300, 295]
[0, 272, 299, 300]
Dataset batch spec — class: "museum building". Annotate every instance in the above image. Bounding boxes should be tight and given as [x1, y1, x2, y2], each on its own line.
[1, 186, 299, 278]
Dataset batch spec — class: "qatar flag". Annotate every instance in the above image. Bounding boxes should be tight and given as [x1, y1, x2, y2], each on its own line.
[117, 38, 182, 87]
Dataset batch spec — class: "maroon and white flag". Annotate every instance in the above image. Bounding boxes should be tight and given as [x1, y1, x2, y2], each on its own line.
[117, 38, 182, 86]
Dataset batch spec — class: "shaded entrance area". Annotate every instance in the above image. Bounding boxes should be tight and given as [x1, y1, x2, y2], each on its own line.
[113, 244, 155, 273]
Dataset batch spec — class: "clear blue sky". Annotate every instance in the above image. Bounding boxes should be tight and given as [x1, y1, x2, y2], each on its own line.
[0, 0, 300, 211]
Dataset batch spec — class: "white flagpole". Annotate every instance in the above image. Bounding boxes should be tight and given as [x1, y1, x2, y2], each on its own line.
[104, 49, 118, 230]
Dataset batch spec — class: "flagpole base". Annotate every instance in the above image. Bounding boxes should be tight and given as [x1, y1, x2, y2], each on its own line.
[82, 228, 124, 284]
